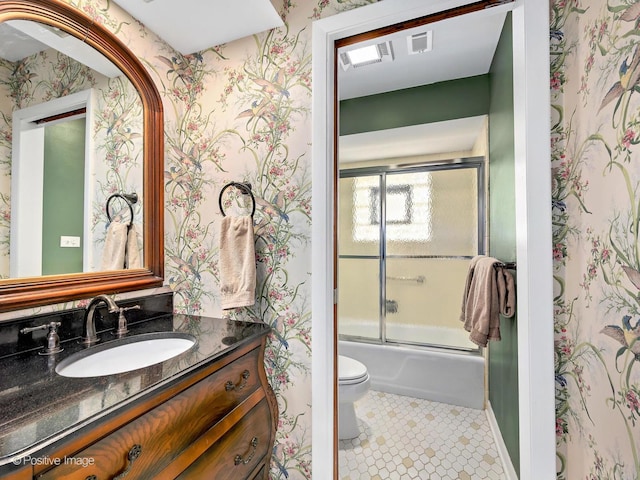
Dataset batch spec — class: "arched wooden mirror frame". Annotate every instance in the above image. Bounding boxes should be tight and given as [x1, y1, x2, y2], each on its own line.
[0, 0, 164, 311]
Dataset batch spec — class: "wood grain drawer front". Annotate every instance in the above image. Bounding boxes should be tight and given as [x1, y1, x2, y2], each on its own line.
[37, 348, 262, 480]
[175, 399, 271, 480]
[250, 464, 267, 480]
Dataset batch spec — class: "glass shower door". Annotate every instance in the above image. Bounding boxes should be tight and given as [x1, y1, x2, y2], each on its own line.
[337, 161, 483, 350]
[337, 175, 381, 341]
[385, 167, 480, 349]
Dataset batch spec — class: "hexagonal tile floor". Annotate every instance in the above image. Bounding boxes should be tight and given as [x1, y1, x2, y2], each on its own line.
[338, 390, 506, 479]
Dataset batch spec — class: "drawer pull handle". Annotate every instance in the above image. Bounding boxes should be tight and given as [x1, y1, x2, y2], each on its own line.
[113, 444, 142, 479]
[225, 369, 250, 391]
[234, 437, 259, 466]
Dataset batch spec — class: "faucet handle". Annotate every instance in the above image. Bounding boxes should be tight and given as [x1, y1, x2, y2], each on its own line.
[20, 321, 63, 355]
[115, 305, 141, 338]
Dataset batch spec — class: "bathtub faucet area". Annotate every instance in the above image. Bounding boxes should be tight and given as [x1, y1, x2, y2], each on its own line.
[385, 300, 398, 314]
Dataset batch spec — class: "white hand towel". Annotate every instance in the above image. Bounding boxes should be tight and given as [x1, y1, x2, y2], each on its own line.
[219, 216, 256, 310]
[125, 224, 142, 269]
[101, 220, 128, 270]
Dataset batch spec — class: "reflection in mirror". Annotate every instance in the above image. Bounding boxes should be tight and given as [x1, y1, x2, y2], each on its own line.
[0, 20, 144, 278]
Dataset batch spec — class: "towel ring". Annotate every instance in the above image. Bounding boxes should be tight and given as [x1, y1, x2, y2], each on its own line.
[219, 182, 256, 218]
[106, 192, 138, 226]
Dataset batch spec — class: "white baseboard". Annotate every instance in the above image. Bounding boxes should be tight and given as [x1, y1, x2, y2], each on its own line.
[486, 401, 519, 480]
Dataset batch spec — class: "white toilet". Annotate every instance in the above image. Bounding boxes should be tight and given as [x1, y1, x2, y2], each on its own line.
[338, 355, 371, 440]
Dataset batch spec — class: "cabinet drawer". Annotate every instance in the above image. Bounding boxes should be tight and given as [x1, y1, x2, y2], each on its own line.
[251, 464, 267, 480]
[37, 348, 262, 480]
[175, 398, 271, 480]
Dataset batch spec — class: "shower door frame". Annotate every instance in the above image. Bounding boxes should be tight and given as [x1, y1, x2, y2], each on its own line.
[338, 158, 485, 351]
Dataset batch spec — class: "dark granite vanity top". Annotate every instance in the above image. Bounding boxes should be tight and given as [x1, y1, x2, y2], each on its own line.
[0, 299, 270, 471]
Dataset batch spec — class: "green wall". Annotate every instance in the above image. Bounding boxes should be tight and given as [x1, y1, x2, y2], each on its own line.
[339, 74, 490, 135]
[487, 13, 519, 475]
[42, 117, 85, 275]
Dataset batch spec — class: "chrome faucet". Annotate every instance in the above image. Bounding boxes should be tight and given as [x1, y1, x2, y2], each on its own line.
[20, 321, 63, 355]
[114, 304, 141, 338]
[81, 294, 119, 345]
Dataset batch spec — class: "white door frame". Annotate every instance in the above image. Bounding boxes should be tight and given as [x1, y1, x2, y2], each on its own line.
[311, 1, 554, 479]
[11, 89, 95, 276]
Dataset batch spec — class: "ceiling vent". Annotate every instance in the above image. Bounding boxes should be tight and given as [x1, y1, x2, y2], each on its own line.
[339, 41, 394, 71]
[407, 31, 433, 55]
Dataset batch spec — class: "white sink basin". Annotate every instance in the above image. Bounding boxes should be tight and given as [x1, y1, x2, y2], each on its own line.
[56, 332, 197, 378]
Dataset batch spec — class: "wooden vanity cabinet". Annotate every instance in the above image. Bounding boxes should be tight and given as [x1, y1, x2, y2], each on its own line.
[33, 334, 277, 480]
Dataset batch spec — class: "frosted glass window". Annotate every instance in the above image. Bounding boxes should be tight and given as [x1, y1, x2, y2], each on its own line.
[351, 175, 431, 243]
[387, 168, 477, 257]
[370, 185, 412, 224]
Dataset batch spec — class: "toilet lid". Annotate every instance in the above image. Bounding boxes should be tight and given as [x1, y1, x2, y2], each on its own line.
[338, 355, 368, 384]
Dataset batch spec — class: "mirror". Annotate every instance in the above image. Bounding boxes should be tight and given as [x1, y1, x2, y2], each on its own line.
[1, 19, 144, 277]
[0, 0, 163, 311]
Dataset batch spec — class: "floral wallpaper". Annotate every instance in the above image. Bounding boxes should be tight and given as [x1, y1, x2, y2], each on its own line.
[14, 0, 640, 479]
[552, 0, 640, 478]
[0, 0, 376, 478]
[146, 1, 376, 476]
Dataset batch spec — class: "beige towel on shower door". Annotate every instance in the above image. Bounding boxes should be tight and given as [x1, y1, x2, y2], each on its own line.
[219, 215, 256, 309]
[459, 255, 512, 347]
[125, 224, 142, 269]
[496, 265, 516, 318]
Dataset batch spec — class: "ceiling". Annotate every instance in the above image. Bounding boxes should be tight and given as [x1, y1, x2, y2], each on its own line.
[339, 116, 487, 163]
[337, 10, 506, 100]
[0, 0, 283, 61]
[338, 9, 507, 164]
[0, 21, 48, 62]
[0, 20, 121, 77]
[112, 0, 283, 54]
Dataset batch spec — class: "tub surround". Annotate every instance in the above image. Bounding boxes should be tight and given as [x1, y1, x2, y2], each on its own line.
[0, 292, 276, 478]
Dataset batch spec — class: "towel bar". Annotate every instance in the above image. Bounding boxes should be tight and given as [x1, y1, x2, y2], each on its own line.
[386, 275, 425, 284]
[493, 262, 516, 270]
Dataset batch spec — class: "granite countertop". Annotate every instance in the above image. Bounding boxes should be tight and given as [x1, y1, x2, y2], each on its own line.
[0, 314, 270, 469]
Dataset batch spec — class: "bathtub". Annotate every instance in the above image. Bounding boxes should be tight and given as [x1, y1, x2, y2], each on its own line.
[338, 337, 485, 410]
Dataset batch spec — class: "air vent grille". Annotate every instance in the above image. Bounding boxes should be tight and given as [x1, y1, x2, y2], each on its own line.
[339, 52, 351, 68]
[378, 42, 390, 57]
[408, 31, 433, 55]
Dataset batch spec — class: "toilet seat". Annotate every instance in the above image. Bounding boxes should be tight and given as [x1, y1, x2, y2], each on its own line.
[338, 355, 368, 385]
